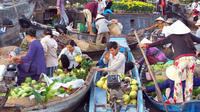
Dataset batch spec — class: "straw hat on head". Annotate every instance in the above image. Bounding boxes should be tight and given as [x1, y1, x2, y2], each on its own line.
[166, 65, 186, 81]
[141, 38, 152, 44]
[95, 14, 105, 20]
[155, 17, 165, 22]
[195, 19, 200, 26]
[165, 18, 173, 24]
[169, 20, 191, 35]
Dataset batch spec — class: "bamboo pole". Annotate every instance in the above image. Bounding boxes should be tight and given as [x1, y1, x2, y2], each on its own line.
[12, 0, 19, 20]
[134, 30, 168, 112]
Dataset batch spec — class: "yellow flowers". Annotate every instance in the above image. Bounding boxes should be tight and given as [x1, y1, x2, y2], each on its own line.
[112, 0, 155, 12]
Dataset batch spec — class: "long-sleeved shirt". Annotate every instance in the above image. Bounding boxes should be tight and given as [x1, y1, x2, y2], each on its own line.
[148, 33, 200, 60]
[58, 46, 82, 69]
[103, 52, 126, 74]
[138, 47, 168, 65]
[84, 1, 98, 18]
[41, 35, 58, 68]
[146, 22, 165, 31]
[146, 78, 200, 99]
[96, 18, 113, 34]
[56, 0, 65, 13]
[19, 40, 46, 76]
[195, 29, 200, 51]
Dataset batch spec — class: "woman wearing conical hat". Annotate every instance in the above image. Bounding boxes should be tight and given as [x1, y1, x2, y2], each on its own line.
[139, 20, 200, 103]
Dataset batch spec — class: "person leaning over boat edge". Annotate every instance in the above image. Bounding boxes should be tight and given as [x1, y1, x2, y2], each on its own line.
[137, 38, 168, 73]
[58, 39, 82, 72]
[83, 1, 98, 36]
[95, 14, 117, 44]
[140, 65, 200, 104]
[41, 28, 58, 77]
[139, 20, 200, 103]
[11, 28, 47, 85]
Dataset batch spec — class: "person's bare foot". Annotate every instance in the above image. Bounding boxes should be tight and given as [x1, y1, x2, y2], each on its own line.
[90, 32, 96, 36]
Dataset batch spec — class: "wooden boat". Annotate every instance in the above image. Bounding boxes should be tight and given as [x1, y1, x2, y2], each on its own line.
[89, 37, 144, 112]
[141, 67, 200, 112]
[66, 31, 140, 59]
[3, 69, 95, 112]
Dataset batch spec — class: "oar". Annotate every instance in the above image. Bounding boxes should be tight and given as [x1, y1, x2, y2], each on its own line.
[134, 30, 168, 112]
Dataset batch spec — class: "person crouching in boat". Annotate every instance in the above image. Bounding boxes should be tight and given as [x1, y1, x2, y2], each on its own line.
[141, 65, 200, 104]
[11, 28, 47, 84]
[139, 20, 200, 103]
[58, 39, 82, 72]
[41, 28, 58, 77]
[93, 41, 126, 74]
[137, 38, 168, 72]
[95, 14, 117, 44]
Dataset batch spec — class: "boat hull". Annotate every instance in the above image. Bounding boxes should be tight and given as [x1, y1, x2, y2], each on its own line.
[141, 68, 200, 112]
[3, 70, 95, 112]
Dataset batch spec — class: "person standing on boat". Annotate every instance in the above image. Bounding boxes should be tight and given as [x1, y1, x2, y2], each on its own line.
[83, 1, 98, 36]
[141, 65, 200, 104]
[95, 14, 117, 44]
[144, 17, 165, 32]
[11, 28, 46, 84]
[139, 20, 200, 103]
[57, 0, 69, 26]
[58, 39, 82, 72]
[41, 28, 58, 77]
[97, 0, 106, 15]
[93, 41, 126, 74]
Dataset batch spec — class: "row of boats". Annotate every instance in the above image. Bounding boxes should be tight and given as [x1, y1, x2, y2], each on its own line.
[1, 1, 200, 111]
[2, 37, 200, 112]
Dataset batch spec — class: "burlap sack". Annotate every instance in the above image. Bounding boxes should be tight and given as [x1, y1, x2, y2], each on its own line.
[72, 38, 90, 51]
[108, 23, 122, 35]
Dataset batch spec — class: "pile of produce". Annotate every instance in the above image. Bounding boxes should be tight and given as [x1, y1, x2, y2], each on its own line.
[71, 2, 84, 8]
[150, 62, 173, 76]
[55, 54, 95, 80]
[145, 80, 200, 101]
[7, 55, 95, 105]
[96, 73, 139, 105]
[9, 77, 46, 99]
[144, 79, 166, 98]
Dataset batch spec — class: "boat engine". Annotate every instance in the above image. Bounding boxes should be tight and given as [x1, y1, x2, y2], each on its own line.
[107, 75, 131, 112]
[0, 64, 17, 109]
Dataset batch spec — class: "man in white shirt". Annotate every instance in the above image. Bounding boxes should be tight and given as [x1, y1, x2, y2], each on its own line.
[93, 41, 126, 74]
